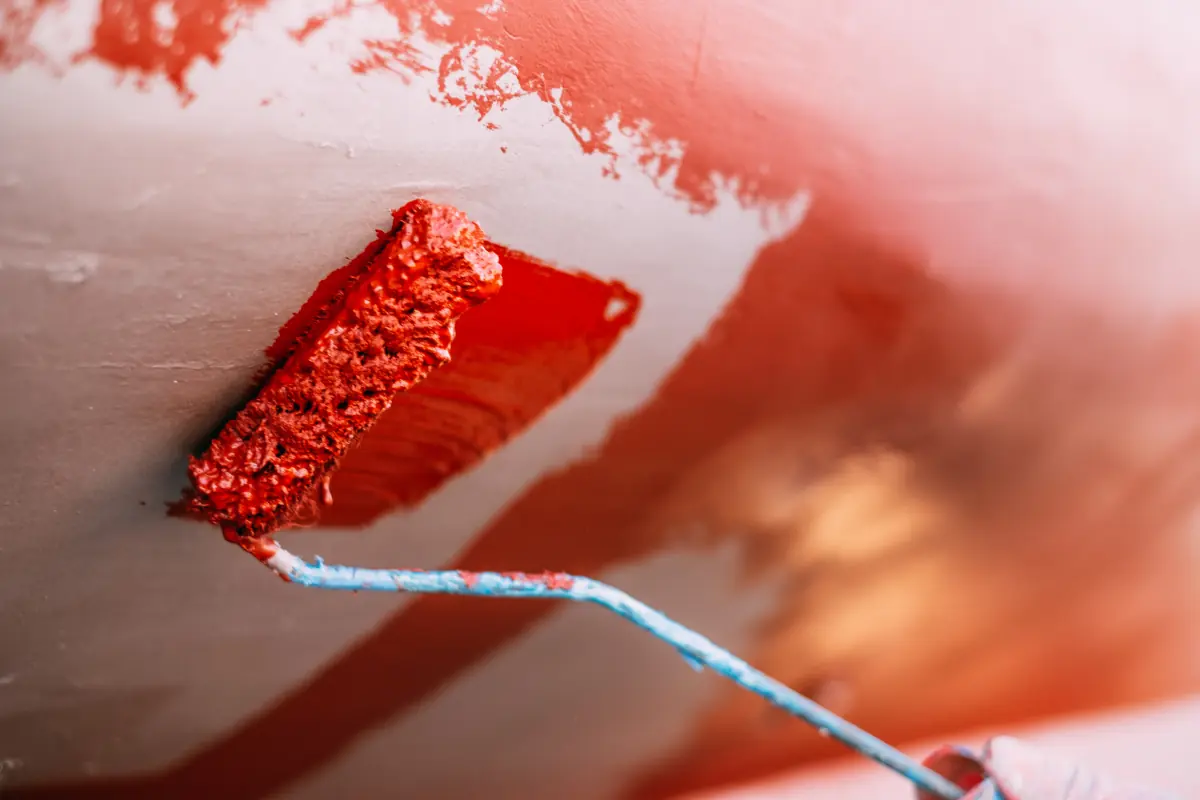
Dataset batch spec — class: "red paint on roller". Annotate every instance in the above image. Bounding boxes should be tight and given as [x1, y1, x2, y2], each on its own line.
[179, 199, 502, 541]
[317, 244, 639, 528]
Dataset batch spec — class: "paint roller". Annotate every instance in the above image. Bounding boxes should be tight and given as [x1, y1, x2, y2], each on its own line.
[180, 198, 995, 800]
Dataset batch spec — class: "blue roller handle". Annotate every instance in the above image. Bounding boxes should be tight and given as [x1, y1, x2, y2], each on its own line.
[261, 545, 970, 800]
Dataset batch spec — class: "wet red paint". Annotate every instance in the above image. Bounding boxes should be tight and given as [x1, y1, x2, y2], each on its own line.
[181, 199, 502, 540]
[317, 244, 639, 528]
[0, 0, 62, 67]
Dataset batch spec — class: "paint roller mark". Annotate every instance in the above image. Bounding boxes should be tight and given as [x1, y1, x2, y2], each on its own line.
[168, 229, 638, 535]
[318, 244, 640, 528]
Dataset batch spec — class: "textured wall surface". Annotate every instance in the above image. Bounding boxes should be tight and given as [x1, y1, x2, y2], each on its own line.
[3, 1, 1200, 797]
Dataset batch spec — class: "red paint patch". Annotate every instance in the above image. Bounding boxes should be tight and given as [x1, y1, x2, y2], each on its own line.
[315, 244, 639, 528]
[0, 0, 62, 67]
[457, 570, 480, 588]
[84, 0, 270, 99]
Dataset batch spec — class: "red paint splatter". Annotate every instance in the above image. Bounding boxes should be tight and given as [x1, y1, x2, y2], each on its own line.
[349, 38, 429, 79]
[83, 0, 271, 99]
[317, 244, 639, 528]
[290, 16, 324, 41]
[498, 571, 575, 590]
[295, 0, 826, 210]
[4, 0, 827, 211]
[0, 0, 63, 67]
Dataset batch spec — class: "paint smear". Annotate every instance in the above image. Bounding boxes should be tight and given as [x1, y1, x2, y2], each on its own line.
[319, 244, 639, 528]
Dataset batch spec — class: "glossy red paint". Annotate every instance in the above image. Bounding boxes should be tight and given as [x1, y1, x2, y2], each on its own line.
[318, 245, 639, 528]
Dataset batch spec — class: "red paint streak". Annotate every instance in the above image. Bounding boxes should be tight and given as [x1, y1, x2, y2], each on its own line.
[317, 244, 639, 527]
[289, 14, 328, 42]
[181, 199, 502, 540]
[457, 570, 480, 588]
[294, 0, 829, 210]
